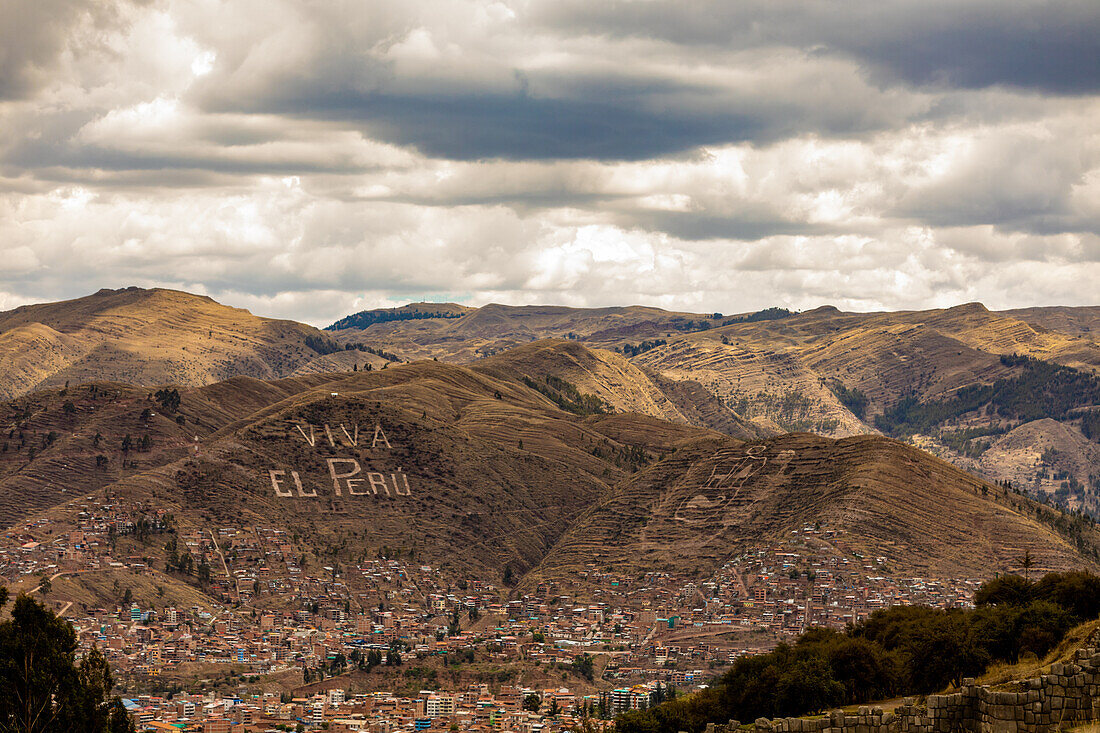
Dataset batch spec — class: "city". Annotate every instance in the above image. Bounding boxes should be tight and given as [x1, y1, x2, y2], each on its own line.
[1, 494, 981, 732]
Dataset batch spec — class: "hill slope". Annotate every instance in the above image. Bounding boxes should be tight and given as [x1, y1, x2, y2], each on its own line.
[0, 287, 354, 400]
[335, 300, 1100, 512]
[3, 354, 1099, 614]
[531, 432, 1098, 583]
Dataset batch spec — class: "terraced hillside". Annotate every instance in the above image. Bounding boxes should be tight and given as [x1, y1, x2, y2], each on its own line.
[0, 287, 365, 400]
[530, 432, 1100, 583]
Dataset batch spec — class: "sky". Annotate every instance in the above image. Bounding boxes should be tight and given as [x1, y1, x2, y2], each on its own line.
[0, 0, 1097, 326]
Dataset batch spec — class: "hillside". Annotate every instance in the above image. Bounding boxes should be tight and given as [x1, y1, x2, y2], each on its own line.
[0, 353, 711, 582]
[0, 287, 361, 400]
[530, 431, 1099, 583]
[334, 300, 1100, 514]
[326, 303, 714, 363]
[471, 340, 768, 440]
[3, 350, 1099, 616]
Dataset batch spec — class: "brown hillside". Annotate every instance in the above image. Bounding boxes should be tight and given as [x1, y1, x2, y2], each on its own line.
[472, 339, 765, 439]
[0, 287, 349, 400]
[4, 359, 1099, 613]
[531, 432, 1100, 583]
[3, 359, 705, 581]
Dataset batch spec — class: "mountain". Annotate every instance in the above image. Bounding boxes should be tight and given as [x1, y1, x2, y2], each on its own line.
[338, 301, 1100, 515]
[3, 344, 1098, 615]
[326, 303, 716, 363]
[0, 287, 369, 401]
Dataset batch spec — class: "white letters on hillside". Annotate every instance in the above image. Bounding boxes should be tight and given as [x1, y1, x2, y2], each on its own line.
[265, 422, 413, 499]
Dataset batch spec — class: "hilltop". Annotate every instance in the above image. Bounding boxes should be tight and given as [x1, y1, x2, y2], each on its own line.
[0, 287, 378, 401]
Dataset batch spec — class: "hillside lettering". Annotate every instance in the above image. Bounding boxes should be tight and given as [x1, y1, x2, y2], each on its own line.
[267, 421, 411, 499]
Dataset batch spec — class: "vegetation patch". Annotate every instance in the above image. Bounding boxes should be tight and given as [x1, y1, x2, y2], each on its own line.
[616, 571, 1100, 733]
[876, 355, 1100, 437]
[327, 309, 463, 330]
[522, 375, 610, 416]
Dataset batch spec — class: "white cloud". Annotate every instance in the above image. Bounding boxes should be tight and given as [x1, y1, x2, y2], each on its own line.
[0, 0, 1096, 325]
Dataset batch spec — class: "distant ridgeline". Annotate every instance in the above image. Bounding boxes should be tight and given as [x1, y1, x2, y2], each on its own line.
[326, 308, 463, 331]
[654, 307, 796, 335]
[721, 306, 795, 326]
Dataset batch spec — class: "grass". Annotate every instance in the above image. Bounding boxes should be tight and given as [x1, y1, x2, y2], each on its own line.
[978, 619, 1100, 687]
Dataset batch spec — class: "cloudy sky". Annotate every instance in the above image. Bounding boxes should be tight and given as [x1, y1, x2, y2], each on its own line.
[1, 0, 1097, 325]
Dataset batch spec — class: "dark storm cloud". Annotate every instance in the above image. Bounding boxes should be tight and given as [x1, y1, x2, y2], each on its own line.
[534, 0, 1100, 95]
[199, 63, 912, 161]
[226, 88, 778, 161]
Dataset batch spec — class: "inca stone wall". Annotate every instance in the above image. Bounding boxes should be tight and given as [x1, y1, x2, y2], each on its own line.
[702, 646, 1100, 733]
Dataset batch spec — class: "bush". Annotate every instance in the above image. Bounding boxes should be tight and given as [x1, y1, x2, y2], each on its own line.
[618, 571, 1100, 733]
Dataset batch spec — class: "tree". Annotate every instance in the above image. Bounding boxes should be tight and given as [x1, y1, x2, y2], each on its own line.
[523, 694, 541, 713]
[975, 574, 1032, 607]
[572, 654, 595, 682]
[154, 388, 180, 413]
[0, 593, 135, 733]
[549, 699, 562, 717]
[196, 560, 212, 587]
[1017, 550, 1034, 582]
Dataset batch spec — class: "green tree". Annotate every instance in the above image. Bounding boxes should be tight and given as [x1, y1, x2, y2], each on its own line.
[0, 592, 135, 733]
[196, 560, 212, 587]
[975, 575, 1032, 607]
[572, 654, 595, 682]
[523, 694, 541, 713]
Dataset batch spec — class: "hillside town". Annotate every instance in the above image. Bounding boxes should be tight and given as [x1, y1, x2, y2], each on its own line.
[0, 495, 983, 732]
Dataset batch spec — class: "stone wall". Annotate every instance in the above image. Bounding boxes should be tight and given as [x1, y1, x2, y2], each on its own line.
[701, 646, 1100, 733]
